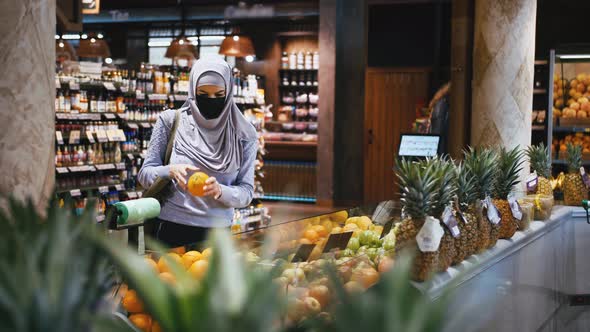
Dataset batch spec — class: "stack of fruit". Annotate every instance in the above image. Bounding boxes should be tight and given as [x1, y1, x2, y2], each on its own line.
[553, 73, 590, 121]
[120, 247, 213, 332]
[553, 134, 590, 160]
[553, 73, 567, 112]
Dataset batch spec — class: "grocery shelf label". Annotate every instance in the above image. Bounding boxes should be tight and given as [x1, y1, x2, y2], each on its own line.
[416, 216, 444, 252]
[115, 184, 125, 191]
[322, 231, 353, 253]
[103, 82, 116, 91]
[581, 167, 590, 188]
[96, 130, 108, 143]
[291, 244, 316, 263]
[55, 131, 64, 145]
[98, 186, 109, 194]
[68, 81, 79, 90]
[116, 163, 126, 170]
[103, 113, 116, 120]
[526, 172, 538, 192]
[70, 189, 81, 197]
[127, 191, 138, 199]
[380, 219, 394, 239]
[484, 197, 501, 225]
[86, 131, 95, 143]
[95, 163, 115, 170]
[56, 167, 69, 174]
[68, 130, 80, 145]
[442, 206, 460, 238]
[127, 123, 139, 129]
[116, 129, 126, 141]
[508, 197, 523, 221]
[120, 86, 128, 93]
[140, 122, 151, 128]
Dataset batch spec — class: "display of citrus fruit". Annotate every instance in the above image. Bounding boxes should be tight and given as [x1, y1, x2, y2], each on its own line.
[303, 229, 319, 242]
[157, 253, 182, 274]
[311, 225, 328, 237]
[187, 172, 209, 196]
[122, 290, 144, 313]
[188, 260, 209, 280]
[182, 251, 203, 269]
[129, 313, 152, 332]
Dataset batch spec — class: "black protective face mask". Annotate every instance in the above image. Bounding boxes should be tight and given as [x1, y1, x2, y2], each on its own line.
[196, 95, 225, 119]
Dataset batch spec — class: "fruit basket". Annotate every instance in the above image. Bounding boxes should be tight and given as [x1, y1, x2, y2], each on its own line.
[521, 194, 554, 221]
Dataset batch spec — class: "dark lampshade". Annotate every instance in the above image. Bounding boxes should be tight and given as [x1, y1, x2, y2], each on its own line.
[56, 40, 77, 62]
[219, 35, 255, 57]
[165, 36, 198, 59]
[78, 36, 110, 58]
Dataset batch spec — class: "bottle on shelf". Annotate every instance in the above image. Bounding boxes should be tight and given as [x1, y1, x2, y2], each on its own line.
[89, 92, 97, 113]
[313, 51, 320, 70]
[114, 143, 122, 163]
[97, 92, 106, 113]
[55, 89, 60, 113]
[64, 89, 71, 113]
[281, 52, 289, 69]
[55, 147, 63, 167]
[297, 50, 304, 70]
[87, 144, 94, 165]
[107, 92, 116, 113]
[58, 88, 65, 113]
[305, 51, 313, 70]
[289, 51, 297, 70]
[63, 146, 71, 166]
[71, 89, 80, 112]
[80, 91, 88, 113]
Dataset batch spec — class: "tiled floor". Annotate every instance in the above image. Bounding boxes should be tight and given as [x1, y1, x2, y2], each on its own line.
[263, 201, 347, 224]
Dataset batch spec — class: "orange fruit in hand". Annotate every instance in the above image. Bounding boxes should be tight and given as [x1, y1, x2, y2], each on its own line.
[129, 313, 152, 332]
[182, 251, 203, 269]
[188, 172, 209, 196]
[303, 229, 319, 243]
[159, 272, 176, 285]
[158, 253, 183, 274]
[188, 260, 209, 280]
[122, 290, 144, 313]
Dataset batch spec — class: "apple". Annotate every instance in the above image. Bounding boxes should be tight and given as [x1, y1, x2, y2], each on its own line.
[347, 237, 360, 251]
[344, 280, 364, 294]
[303, 296, 322, 316]
[309, 284, 331, 308]
[282, 267, 306, 284]
[287, 298, 307, 322]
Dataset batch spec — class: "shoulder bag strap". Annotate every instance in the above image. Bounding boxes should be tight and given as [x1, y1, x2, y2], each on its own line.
[163, 109, 181, 165]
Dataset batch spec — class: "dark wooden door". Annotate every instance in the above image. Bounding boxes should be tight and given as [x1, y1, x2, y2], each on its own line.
[364, 67, 430, 203]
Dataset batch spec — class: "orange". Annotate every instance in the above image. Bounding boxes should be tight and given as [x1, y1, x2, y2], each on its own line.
[331, 227, 342, 234]
[299, 238, 312, 245]
[158, 253, 182, 274]
[159, 272, 176, 285]
[182, 251, 203, 269]
[152, 322, 162, 332]
[342, 223, 358, 232]
[303, 229, 319, 243]
[188, 260, 209, 280]
[145, 258, 159, 274]
[187, 172, 209, 196]
[311, 225, 328, 237]
[129, 313, 152, 332]
[169, 246, 186, 255]
[351, 268, 380, 289]
[201, 248, 213, 260]
[122, 290, 144, 313]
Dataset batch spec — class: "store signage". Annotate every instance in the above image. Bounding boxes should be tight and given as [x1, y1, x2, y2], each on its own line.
[109, 10, 129, 21]
[224, 4, 274, 18]
[82, 0, 100, 14]
[398, 134, 440, 158]
[380, 219, 394, 239]
[291, 244, 316, 262]
[322, 231, 353, 253]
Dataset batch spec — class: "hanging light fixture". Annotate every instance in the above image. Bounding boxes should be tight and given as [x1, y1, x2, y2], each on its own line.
[77, 33, 110, 58]
[56, 39, 77, 62]
[165, 36, 198, 59]
[219, 35, 255, 57]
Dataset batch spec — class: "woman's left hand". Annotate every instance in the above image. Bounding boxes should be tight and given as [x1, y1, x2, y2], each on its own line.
[203, 177, 222, 199]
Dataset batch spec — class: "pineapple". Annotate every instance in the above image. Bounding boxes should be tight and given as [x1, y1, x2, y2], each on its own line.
[493, 146, 525, 239]
[464, 147, 499, 252]
[525, 143, 553, 196]
[452, 162, 480, 264]
[394, 158, 440, 282]
[429, 157, 458, 272]
[563, 143, 588, 206]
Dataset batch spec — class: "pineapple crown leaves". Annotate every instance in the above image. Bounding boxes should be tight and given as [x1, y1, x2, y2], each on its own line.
[429, 157, 457, 218]
[463, 147, 499, 200]
[566, 143, 583, 173]
[525, 143, 551, 178]
[395, 158, 439, 220]
[492, 146, 525, 200]
[454, 162, 478, 211]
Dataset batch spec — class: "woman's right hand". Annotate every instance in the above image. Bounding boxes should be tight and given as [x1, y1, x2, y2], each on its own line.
[169, 164, 199, 190]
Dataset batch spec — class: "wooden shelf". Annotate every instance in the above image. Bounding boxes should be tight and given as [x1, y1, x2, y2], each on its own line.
[266, 141, 317, 147]
[533, 88, 547, 94]
[279, 69, 318, 72]
[534, 60, 548, 65]
[532, 125, 545, 131]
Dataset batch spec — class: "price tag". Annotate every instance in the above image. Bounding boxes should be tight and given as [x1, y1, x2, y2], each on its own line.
[96, 130, 108, 143]
[127, 123, 139, 130]
[70, 189, 81, 197]
[442, 206, 460, 238]
[98, 186, 109, 194]
[581, 167, 590, 188]
[103, 113, 116, 120]
[55, 77, 61, 86]
[103, 82, 116, 91]
[484, 197, 501, 225]
[136, 91, 145, 100]
[508, 197, 523, 221]
[380, 219, 394, 239]
[95, 163, 115, 171]
[140, 122, 151, 128]
[55, 113, 67, 120]
[291, 244, 316, 262]
[68, 130, 80, 145]
[127, 191, 138, 199]
[87, 166, 96, 172]
[86, 131, 95, 143]
[116, 163, 126, 170]
[117, 129, 126, 141]
[120, 86, 128, 93]
[322, 232, 353, 253]
[526, 172, 538, 192]
[137, 191, 143, 198]
[174, 94, 188, 101]
[115, 184, 125, 191]
[416, 216, 444, 252]
[56, 167, 69, 174]
[55, 131, 64, 145]
[69, 81, 80, 90]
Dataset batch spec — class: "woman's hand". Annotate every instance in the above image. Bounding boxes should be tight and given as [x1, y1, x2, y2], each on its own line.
[169, 164, 199, 190]
[203, 177, 222, 199]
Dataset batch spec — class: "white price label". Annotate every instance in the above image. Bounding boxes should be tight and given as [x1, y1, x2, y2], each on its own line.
[416, 216, 444, 252]
[485, 197, 501, 225]
[115, 184, 125, 191]
[86, 131, 95, 143]
[508, 197, 523, 221]
[526, 172, 538, 192]
[70, 189, 81, 197]
[56, 167, 69, 174]
[103, 82, 116, 91]
[55, 131, 64, 145]
[98, 186, 109, 194]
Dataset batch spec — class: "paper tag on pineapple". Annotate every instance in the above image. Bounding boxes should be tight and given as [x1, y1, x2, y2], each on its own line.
[416, 216, 444, 252]
[580, 167, 590, 188]
[484, 197, 501, 225]
[442, 205, 461, 238]
[526, 172, 539, 193]
[508, 196, 523, 221]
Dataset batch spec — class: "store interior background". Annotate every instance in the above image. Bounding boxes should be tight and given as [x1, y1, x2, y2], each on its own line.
[3, 0, 590, 219]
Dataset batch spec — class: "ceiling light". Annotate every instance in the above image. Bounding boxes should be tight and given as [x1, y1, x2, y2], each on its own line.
[62, 34, 80, 40]
[90, 38, 96, 43]
[245, 55, 254, 62]
[97, 33, 104, 39]
[58, 42, 64, 48]
[558, 54, 590, 59]
[55, 35, 60, 40]
[105, 57, 113, 64]
[81, 34, 88, 39]
[219, 35, 255, 58]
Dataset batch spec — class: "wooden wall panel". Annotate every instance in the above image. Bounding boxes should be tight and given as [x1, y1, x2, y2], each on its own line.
[363, 67, 430, 203]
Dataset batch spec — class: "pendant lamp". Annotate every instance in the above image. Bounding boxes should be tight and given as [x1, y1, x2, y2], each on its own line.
[78, 34, 110, 58]
[56, 40, 77, 62]
[165, 36, 198, 59]
[219, 35, 255, 57]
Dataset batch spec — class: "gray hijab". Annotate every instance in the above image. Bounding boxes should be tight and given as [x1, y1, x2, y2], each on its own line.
[174, 58, 257, 173]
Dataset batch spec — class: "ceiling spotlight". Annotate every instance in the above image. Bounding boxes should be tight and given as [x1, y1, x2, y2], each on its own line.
[97, 33, 104, 39]
[179, 39, 184, 45]
[58, 42, 65, 48]
[105, 57, 113, 64]
[90, 38, 96, 43]
[233, 35, 240, 41]
[54, 35, 60, 40]
[81, 34, 88, 39]
[245, 55, 254, 62]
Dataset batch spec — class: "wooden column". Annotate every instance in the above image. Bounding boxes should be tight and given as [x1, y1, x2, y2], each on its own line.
[0, 0, 55, 211]
[318, 0, 367, 207]
[448, 0, 474, 158]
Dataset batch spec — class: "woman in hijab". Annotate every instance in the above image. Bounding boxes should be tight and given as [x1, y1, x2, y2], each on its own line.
[138, 58, 258, 248]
